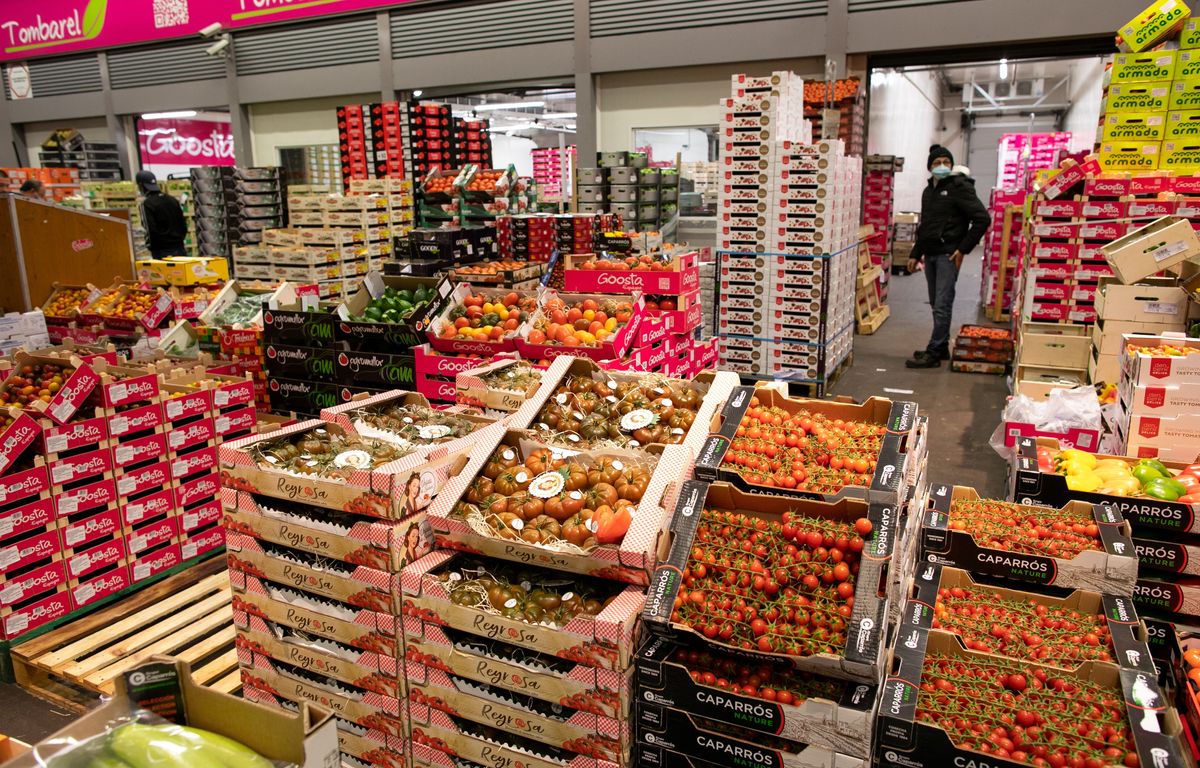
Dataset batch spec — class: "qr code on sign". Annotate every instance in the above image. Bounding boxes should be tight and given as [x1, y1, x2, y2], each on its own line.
[153, 0, 188, 29]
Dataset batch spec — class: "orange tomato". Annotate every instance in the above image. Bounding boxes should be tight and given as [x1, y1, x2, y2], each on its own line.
[528, 329, 546, 344]
[581, 299, 599, 312]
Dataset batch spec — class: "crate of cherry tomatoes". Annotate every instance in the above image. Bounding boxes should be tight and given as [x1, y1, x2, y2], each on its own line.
[640, 291, 703, 340]
[400, 550, 644, 672]
[454, 359, 545, 413]
[695, 384, 921, 507]
[426, 284, 538, 356]
[643, 479, 898, 683]
[923, 484, 1137, 594]
[903, 564, 1154, 676]
[516, 291, 645, 362]
[426, 427, 689, 585]
[564, 248, 700, 296]
[953, 324, 1014, 353]
[510, 356, 740, 456]
[40, 283, 102, 324]
[85, 283, 174, 332]
[449, 260, 545, 286]
[0, 352, 100, 426]
[876, 625, 1187, 768]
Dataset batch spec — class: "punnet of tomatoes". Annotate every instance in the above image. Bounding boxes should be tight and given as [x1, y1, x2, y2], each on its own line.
[703, 387, 914, 501]
[637, 634, 876, 757]
[428, 286, 538, 353]
[915, 565, 1138, 669]
[877, 627, 1187, 768]
[399, 549, 644, 671]
[519, 293, 643, 361]
[425, 419, 693, 584]
[645, 480, 892, 682]
[925, 486, 1138, 594]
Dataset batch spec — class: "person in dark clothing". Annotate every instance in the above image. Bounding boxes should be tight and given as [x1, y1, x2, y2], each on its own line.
[18, 180, 45, 200]
[137, 170, 188, 258]
[905, 145, 991, 369]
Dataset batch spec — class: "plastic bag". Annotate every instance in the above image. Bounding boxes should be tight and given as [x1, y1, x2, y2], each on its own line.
[989, 386, 1102, 460]
[33, 710, 284, 768]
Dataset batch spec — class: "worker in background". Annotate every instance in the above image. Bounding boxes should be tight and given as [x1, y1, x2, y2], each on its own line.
[905, 145, 990, 370]
[137, 170, 187, 258]
[18, 180, 45, 200]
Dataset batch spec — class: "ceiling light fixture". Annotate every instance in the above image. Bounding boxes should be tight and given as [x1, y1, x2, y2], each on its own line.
[998, 58, 1009, 81]
[540, 112, 577, 119]
[141, 110, 198, 120]
[413, 90, 424, 98]
[472, 101, 546, 112]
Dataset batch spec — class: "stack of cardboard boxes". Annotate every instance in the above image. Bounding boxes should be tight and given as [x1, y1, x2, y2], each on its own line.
[862, 155, 902, 303]
[1117, 330, 1200, 462]
[1091, 276, 1191, 385]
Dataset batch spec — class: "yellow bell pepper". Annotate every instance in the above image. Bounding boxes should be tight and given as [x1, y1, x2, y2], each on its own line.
[1065, 472, 1103, 492]
[1058, 449, 1097, 469]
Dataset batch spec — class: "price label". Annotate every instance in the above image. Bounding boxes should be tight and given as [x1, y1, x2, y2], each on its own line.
[108, 383, 128, 404]
[110, 417, 129, 435]
[129, 535, 146, 554]
[1145, 301, 1181, 316]
[115, 446, 135, 465]
[134, 563, 150, 580]
[65, 526, 84, 546]
[58, 495, 78, 515]
[0, 584, 23, 605]
[214, 391, 230, 408]
[7, 613, 28, 634]
[70, 552, 91, 576]
[74, 583, 95, 604]
[182, 543, 197, 559]
[183, 513, 199, 531]
[45, 434, 68, 454]
[51, 400, 75, 423]
[165, 400, 183, 419]
[51, 463, 74, 484]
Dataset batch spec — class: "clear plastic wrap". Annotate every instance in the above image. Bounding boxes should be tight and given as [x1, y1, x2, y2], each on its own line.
[990, 386, 1102, 459]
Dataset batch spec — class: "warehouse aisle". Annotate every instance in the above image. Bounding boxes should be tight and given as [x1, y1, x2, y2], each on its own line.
[830, 257, 1011, 498]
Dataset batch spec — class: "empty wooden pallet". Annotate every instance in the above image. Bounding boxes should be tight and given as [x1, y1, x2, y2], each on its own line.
[11, 560, 238, 711]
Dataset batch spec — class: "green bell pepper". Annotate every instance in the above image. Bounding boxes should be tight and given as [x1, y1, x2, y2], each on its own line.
[1143, 477, 1184, 501]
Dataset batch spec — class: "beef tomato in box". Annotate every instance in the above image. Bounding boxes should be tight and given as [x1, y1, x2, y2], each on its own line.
[405, 658, 628, 762]
[511, 356, 738, 453]
[236, 648, 405, 738]
[219, 419, 490, 521]
[454, 358, 545, 413]
[226, 530, 401, 614]
[693, 384, 920, 509]
[230, 568, 399, 657]
[2, 353, 99, 426]
[564, 249, 700, 295]
[400, 550, 642, 673]
[875, 628, 1186, 768]
[427, 284, 537, 356]
[425, 427, 688, 586]
[337, 272, 452, 352]
[923, 484, 1137, 593]
[635, 635, 877, 759]
[902, 564, 1154, 673]
[403, 615, 633, 720]
[641, 480, 895, 684]
[516, 290, 645, 363]
[320, 390, 495, 447]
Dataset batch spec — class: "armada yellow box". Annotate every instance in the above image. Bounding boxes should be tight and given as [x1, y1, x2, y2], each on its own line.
[1099, 141, 1162, 171]
[1105, 81, 1172, 113]
[1111, 50, 1179, 82]
[1179, 50, 1200, 80]
[1162, 140, 1200, 172]
[1101, 111, 1167, 141]
[1172, 76, 1200, 111]
[1118, 0, 1191, 52]
[1184, 17, 1200, 48]
[1168, 110, 1200, 140]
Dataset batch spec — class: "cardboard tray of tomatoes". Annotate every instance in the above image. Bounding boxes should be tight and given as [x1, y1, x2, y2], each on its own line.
[635, 634, 877, 759]
[1013, 436, 1200, 535]
[41, 283, 104, 324]
[399, 549, 643, 672]
[90, 285, 175, 331]
[924, 484, 1139, 594]
[694, 384, 922, 509]
[642, 479, 897, 684]
[510, 356, 741, 456]
[401, 614, 634, 720]
[219, 418, 498, 521]
[1, 352, 100, 426]
[425, 427, 689, 586]
[515, 290, 646, 363]
[453, 358, 544, 413]
[426, 284, 538, 356]
[902, 564, 1155, 674]
[408, 703, 620, 768]
[405, 658, 630, 763]
[876, 627, 1188, 768]
[563, 249, 700, 295]
[0, 410, 41, 477]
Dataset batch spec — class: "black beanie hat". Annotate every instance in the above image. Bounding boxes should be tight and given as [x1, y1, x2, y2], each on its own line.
[927, 145, 954, 170]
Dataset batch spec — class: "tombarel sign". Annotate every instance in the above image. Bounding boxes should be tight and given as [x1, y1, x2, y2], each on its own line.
[0, 0, 423, 63]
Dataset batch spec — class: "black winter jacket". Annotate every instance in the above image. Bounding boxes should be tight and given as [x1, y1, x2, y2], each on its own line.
[909, 175, 990, 261]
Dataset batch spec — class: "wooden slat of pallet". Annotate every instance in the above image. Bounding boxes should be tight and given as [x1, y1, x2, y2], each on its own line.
[210, 669, 243, 695]
[83, 607, 233, 689]
[190, 648, 239, 688]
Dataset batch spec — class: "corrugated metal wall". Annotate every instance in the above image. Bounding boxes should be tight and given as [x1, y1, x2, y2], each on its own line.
[235, 15, 379, 75]
[4, 54, 102, 99]
[590, 0, 827, 37]
[391, 0, 573, 58]
[108, 40, 226, 89]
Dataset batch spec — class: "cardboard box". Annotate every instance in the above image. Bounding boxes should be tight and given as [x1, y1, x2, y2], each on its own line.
[1118, 0, 1191, 52]
[1105, 82, 1172, 113]
[1100, 216, 1200, 284]
[1099, 141, 1162, 171]
[1163, 140, 1200, 172]
[3, 657, 339, 768]
[1095, 277, 1190, 324]
[1114, 50, 1180, 82]
[1017, 323, 1092, 371]
[1120, 332, 1200, 386]
[136, 257, 229, 287]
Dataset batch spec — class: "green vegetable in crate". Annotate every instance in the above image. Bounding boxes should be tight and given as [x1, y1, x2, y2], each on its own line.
[110, 723, 274, 768]
[351, 285, 435, 324]
[210, 294, 265, 328]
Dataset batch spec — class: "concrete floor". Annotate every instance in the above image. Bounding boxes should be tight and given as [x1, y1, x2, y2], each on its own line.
[0, 255, 1014, 743]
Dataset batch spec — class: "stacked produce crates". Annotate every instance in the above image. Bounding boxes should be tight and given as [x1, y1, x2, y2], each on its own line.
[1115, 332, 1200, 463]
[338, 102, 408, 189]
[532, 146, 574, 204]
[803, 78, 866, 156]
[451, 117, 492, 168]
[1099, 43, 1200, 172]
[576, 154, 678, 232]
[40, 130, 121, 182]
[862, 154, 902, 302]
[191, 167, 287, 258]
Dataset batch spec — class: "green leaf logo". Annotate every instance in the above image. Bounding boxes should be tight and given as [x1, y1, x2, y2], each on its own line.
[81, 0, 106, 40]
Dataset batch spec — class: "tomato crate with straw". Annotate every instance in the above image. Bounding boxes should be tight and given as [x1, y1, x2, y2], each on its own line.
[563, 249, 701, 295]
[405, 658, 629, 764]
[425, 427, 689, 586]
[876, 627, 1187, 768]
[510, 356, 741, 457]
[901, 564, 1155, 674]
[230, 568, 399, 658]
[515, 291, 646, 363]
[923, 485, 1138, 594]
[635, 634, 877, 758]
[1012, 436, 1200, 534]
[402, 614, 634, 720]
[694, 385, 921, 509]
[642, 479, 897, 684]
[399, 550, 644, 673]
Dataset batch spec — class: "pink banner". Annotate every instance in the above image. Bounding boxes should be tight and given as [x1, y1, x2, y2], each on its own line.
[0, 0, 421, 63]
[138, 117, 235, 166]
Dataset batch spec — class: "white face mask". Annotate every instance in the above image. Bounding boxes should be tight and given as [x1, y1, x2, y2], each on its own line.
[931, 165, 952, 179]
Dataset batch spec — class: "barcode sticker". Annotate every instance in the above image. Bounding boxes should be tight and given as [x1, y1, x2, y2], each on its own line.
[1146, 301, 1181, 315]
[172, 461, 187, 478]
[134, 563, 150, 580]
[118, 477, 135, 496]
[129, 535, 146, 554]
[45, 434, 68, 454]
[110, 417, 129, 435]
[126, 503, 145, 523]
[0, 584, 22, 604]
[182, 543, 197, 559]
[1154, 241, 1191, 262]
[51, 463, 74, 484]
[70, 553, 91, 576]
[58, 495, 78, 515]
[169, 432, 184, 449]
[166, 400, 183, 419]
[7, 613, 28, 634]
[183, 513, 198, 530]
[216, 417, 231, 434]
[0, 515, 12, 536]
[214, 391, 229, 407]
[51, 400, 75, 422]
[65, 526, 84, 546]
[74, 583, 95, 604]
[115, 446, 134, 464]
[109, 383, 128, 403]
[0, 485, 8, 504]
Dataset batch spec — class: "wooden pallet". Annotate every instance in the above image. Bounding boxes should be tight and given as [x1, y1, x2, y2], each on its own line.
[11, 559, 237, 711]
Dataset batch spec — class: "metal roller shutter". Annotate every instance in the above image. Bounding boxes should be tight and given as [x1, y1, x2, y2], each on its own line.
[4, 54, 101, 98]
[108, 40, 226, 89]
[391, 0, 573, 58]
[590, 0, 826, 37]
[235, 15, 379, 76]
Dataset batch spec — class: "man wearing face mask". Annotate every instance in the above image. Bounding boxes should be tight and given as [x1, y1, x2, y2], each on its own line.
[905, 145, 991, 369]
